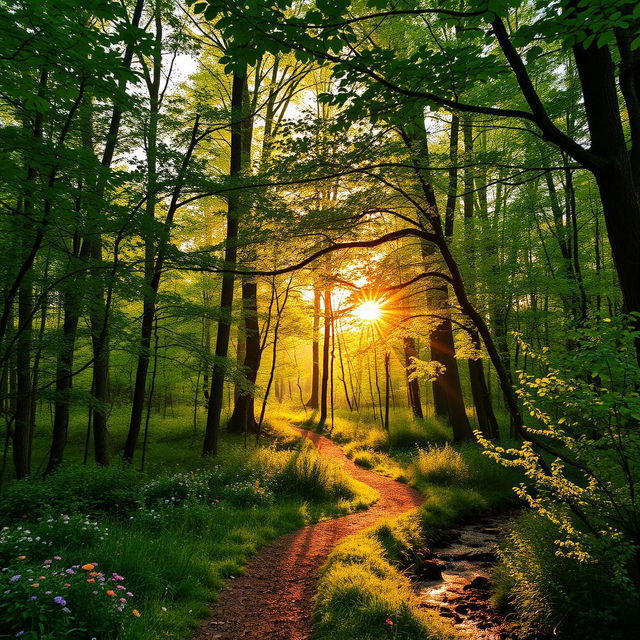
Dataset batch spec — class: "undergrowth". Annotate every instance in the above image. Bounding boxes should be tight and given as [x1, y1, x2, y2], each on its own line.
[0, 405, 377, 640]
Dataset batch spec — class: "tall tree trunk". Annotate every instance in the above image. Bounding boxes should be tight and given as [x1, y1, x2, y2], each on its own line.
[572, 41, 640, 360]
[403, 336, 423, 418]
[203, 70, 245, 455]
[307, 285, 320, 409]
[124, 6, 162, 463]
[462, 117, 499, 438]
[383, 351, 390, 432]
[228, 281, 260, 434]
[318, 285, 331, 427]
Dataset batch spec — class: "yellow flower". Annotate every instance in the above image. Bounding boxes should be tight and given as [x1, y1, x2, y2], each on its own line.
[132, 609, 140, 618]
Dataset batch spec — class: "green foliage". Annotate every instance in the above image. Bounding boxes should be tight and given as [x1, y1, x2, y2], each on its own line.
[0, 465, 143, 523]
[494, 512, 640, 640]
[0, 559, 139, 640]
[481, 316, 640, 570]
[480, 316, 640, 636]
[0, 515, 108, 566]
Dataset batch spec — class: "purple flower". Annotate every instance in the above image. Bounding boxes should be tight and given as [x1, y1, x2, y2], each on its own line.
[28, 595, 37, 601]
[9, 575, 20, 583]
[53, 556, 61, 561]
[53, 596, 66, 606]
[65, 568, 74, 575]
[16, 632, 25, 638]
[112, 573, 124, 581]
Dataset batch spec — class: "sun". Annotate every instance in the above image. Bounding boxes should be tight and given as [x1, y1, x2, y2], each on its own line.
[354, 299, 383, 323]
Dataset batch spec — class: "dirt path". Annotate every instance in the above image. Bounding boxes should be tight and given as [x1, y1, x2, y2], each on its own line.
[193, 428, 423, 640]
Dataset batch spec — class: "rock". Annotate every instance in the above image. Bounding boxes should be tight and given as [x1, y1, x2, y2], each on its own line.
[415, 558, 445, 580]
[469, 575, 491, 589]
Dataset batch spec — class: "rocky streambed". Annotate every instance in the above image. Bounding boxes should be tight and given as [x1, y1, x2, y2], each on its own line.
[409, 512, 521, 639]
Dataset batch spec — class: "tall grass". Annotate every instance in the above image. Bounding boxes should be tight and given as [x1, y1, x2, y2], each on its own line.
[314, 514, 462, 640]
[0, 404, 377, 640]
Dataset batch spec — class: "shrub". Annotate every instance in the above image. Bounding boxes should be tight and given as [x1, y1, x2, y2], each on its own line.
[0, 515, 108, 566]
[495, 512, 640, 640]
[0, 465, 142, 523]
[409, 444, 470, 486]
[0, 558, 139, 640]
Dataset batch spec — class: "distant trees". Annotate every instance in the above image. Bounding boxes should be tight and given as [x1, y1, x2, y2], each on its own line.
[1, 0, 636, 480]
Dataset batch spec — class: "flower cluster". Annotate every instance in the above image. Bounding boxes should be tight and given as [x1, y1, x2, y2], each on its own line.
[0, 515, 108, 566]
[221, 479, 274, 507]
[0, 557, 138, 639]
[140, 468, 273, 510]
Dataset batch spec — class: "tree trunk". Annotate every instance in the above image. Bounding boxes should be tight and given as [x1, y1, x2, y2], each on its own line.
[203, 71, 245, 455]
[318, 285, 331, 427]
[228, 281, 260, 434]
[573, 41, 640, 360]
[307, 285, 320, 409]
[403, 336, 423, 418]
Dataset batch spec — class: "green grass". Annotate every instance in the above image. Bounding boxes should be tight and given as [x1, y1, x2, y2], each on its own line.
[0, 404, 377, 640]
[314, 513, 461, 640]
[300, 406, 522, 640]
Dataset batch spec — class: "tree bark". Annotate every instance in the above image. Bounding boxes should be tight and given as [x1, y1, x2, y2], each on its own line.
[307, 285, 321, 409]
[203, 71, 245, 455]
[318, 285, 332, 427]
[228, 281, 260, 434]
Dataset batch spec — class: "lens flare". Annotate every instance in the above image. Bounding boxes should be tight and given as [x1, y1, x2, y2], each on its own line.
[354, 299, 383, 323]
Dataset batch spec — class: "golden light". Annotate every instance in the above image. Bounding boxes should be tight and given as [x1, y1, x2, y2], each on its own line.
[354, 299, 383, 323]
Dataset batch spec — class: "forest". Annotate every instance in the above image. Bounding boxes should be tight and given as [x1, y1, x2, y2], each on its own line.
[0, 0, 639, 639]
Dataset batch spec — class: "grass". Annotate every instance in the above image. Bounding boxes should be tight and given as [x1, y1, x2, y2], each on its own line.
[0, 404, 377, 640]
[293, 405, 523, 640]
[314, 513, 461, 640]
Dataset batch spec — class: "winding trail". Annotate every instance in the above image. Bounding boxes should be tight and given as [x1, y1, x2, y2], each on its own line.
[193, 428, 423, 640]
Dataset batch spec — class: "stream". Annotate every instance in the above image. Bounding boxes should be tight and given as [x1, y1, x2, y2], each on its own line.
[413, 512, 521, 640]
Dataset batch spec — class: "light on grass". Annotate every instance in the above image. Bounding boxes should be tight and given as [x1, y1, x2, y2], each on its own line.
[354, 299, 383, 323]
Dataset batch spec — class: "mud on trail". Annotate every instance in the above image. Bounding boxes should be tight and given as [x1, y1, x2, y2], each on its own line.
[192, 428, 423, 640]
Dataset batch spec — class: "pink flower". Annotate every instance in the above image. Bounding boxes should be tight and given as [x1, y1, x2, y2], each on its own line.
[386, 618, 393, 626]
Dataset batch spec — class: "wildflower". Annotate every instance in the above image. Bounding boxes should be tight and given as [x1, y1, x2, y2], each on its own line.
[81, 563, 94, 571]
[53, 555, 61, 561]
[17, 556, 25, 560]
[386, 619, 393, 626]
[28, 596, 37, 601]
[31, 583, 40, 588]
[106, 590, 116, 597]
[112, 572, 124, 581]
[9, 575, 20, 583]
[53, 596, 66, 606]
[119, 597, 126, 603]
[89, 571, 99, 577]
[132, 609, 140, 617]
[62, 607, 71, 613]
[16, 632, 24, 638]
[65, 568, 75, 574]
[87, 578, 95, 583]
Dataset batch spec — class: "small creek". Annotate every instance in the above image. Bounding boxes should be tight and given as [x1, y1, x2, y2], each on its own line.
[413, 512, 521, 640]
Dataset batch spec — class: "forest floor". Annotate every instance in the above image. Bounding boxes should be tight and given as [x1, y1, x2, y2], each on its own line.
[193, 427, 423, 640]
